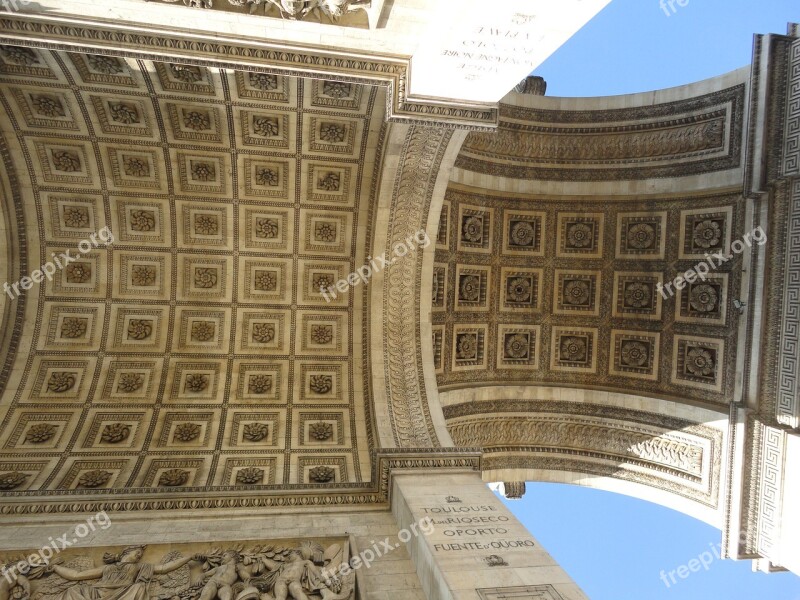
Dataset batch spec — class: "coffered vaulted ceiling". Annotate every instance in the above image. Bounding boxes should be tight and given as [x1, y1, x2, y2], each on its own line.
[0, 47, 384, 492]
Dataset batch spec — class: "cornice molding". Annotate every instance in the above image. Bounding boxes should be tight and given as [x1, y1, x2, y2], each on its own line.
[0, 449, 481, 516]
[0, 13, 498, 129]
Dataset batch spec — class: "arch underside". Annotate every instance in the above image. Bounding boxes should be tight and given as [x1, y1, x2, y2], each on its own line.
[419, 68, 756, 540]
[0, 11, 797, 577]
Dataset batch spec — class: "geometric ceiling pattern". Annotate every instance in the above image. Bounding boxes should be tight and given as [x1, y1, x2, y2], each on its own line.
[0, 47, 382, 491]
[433, 187, 743, 406]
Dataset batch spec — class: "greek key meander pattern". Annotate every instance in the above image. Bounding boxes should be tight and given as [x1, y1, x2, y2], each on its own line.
[758, 425, 785, 556]
[776, 180, 800, 426]
[782, 39, 800, 176]
[741, 35, 797, 561]
[0, 48, 383, 494]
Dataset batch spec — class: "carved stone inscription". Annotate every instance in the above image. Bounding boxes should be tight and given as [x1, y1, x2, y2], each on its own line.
[410, 0, 609, 102]
[421, 501, 535, 555]
[0, 539, 354, 600]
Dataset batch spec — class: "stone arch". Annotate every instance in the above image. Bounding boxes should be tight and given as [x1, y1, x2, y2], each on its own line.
[441, 386, 728, 528]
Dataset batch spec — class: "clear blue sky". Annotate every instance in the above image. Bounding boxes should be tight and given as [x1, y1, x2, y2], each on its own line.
[534, 0, 799, 97]
[503, 484, 800, 600]
[506, 1, 800, 599]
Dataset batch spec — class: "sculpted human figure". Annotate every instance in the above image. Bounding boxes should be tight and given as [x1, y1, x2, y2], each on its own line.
[258, 0, 366, 21]
[247, 545, 326, 600]
[49, 546, 202, 600]
[198, 551, 246, 600]
[0, 569, 30, 600]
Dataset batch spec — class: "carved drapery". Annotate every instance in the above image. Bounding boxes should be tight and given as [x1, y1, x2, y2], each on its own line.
[0, 539, 355, 600]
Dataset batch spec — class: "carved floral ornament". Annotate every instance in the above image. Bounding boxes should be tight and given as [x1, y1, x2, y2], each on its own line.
[620, 341, 649, 367]
[249, 72, 277, 91]
[255, 217, 279, 238]
[87, 54, 124, 75]
[309, 421, 333, 441]
[309, 374, 333, 394]
[25, 423, 57, 444]
[118, 373, 145, 393]
[52, 150, 81, 173]
[101, 423, 131, 444]
[560, 336, 587, 362]
[60, 317, 88, 339]
[65, 263, 92, 284]
[0, 471, 28, 490]
[256, 167, 279, 187]
[507, 277, 532, 303]
[462, 216, 483, 243]
[624, 282, 651, 308]
[32, 95, 66, 118]
[62, 206, 89, 229]
[236, 467, 264, 484]
[627, 223, 656, 249]
[504, 334, 529, 359]
[249, 374, 273, 394]
[252, 323, 276, 343]
[459, 275, 481, 302]
[0, 45, 39, 66]
[0, 540, 356, 600]
[243, 422, 269, 441]
[690, 284, 719, 312]
[132, 265, 156, 287]
[308, 465, 335, 483]
[566, 223, 593, 248]
[47, 372, 76, 393]
[173, 422, 202, 442]
[110, 102, 139, 124]
[159, 468, 189, 486]
[77, 469, 112, 488]
[686, 347, 715, 377]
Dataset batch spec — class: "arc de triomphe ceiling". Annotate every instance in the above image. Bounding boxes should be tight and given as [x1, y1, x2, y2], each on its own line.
[0, 3, 798, 591]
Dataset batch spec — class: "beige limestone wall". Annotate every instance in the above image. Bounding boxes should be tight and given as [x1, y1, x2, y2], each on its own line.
[391, 470, 587, 600]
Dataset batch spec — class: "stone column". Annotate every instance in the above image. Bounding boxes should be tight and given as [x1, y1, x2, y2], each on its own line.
[391, 470, 587, 600]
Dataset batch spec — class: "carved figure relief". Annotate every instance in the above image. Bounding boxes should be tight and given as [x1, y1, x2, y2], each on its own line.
[0, 540, 355, 600]
[159, 0, 369, 23]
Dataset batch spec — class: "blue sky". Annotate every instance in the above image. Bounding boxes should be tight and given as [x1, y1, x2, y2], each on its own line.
[504, 1, 800, 598]
[502, 484, 800, 600]
[534, 0, 799, 97]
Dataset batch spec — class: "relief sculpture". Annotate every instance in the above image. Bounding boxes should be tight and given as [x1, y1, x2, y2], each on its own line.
[160, 0, 370, 22]
[1, 541, 354, 600]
